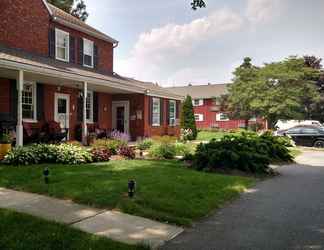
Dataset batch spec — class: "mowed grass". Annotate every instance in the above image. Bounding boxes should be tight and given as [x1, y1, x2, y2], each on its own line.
[0, 160, 254, 226]
[197, 130, 234, 141]
[0, 208, 148, 250]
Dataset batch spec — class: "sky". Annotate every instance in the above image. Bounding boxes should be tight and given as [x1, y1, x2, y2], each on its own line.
[85, 0, 324, 87]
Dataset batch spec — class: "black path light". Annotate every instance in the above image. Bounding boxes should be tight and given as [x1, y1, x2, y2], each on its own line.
[128, 179, 136, 198]
[43, 167, 49, 184]
[191, 0, 206, 10]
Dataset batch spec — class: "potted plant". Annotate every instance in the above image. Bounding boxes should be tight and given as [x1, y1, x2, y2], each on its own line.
[0, 131, 12, 160]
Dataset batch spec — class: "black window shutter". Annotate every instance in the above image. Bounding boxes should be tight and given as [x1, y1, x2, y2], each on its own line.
[94, 44, 99, 69]
[10, 79, 17, 122]
[93, 92, 98, 123]
[148, 97, 152, 125]
[36, 83, 44, 121]
[166, 100, 170, 125]
[160, 98, 164, 125]
[77, 96, 83, 122]
[79, 38, 84, 66]
[176, 100, 180, 119]
[70, 36, 76, 64]
[49, 28, 56, 58]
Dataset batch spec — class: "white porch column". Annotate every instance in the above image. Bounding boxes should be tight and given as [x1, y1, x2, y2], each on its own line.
[82, 81, 88, 145]
[16, 70, 24, 147]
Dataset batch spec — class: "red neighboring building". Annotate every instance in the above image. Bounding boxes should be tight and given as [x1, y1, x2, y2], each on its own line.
[0, 0, 182, 145]
[166, 84, 265, 130]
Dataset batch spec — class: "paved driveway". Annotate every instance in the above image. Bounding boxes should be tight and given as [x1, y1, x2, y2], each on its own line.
[162, 150, 324, 250]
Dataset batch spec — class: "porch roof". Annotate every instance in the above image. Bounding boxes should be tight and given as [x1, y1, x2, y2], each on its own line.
[0, 46, 183, 100]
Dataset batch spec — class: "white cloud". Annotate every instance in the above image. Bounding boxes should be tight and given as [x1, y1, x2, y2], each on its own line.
[246, 0, 284, 23]
[116, 8, 244, 84]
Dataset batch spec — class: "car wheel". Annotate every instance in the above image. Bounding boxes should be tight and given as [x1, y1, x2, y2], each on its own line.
[313, 140, 324, 148]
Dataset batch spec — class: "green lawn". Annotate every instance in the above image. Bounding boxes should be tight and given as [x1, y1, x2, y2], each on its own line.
[0, 208, 147, 250]
[0, 160, 254, 226]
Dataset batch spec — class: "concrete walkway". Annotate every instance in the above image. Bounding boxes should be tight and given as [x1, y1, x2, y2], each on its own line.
[0, 188, 183, 249]
[162, 150, 324, 250]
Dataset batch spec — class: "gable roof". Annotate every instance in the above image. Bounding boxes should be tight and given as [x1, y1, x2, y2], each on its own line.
[165, 84, 230, 99]
[0, 45, 182, 100]
[43, 1, 118, 45]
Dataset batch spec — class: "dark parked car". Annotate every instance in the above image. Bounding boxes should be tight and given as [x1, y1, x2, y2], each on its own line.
[277, 125, 324, 147]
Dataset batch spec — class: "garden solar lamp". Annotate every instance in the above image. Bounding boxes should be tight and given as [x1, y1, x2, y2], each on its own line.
[128, 180, 136, 198]
[43, 167, 49, 184]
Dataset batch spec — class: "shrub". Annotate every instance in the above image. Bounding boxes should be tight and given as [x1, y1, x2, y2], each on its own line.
[149, 142, 176, 159]
[118, 146, 135, 159]
[91, 148, 112, 162]
[4, 144, 92, 165]
[92, 139, 126, 155]
[192, 132, 293, 174]
[180, 95, 197, 140]
[174, 142, 193, 156]
[137, 138, 154, 151]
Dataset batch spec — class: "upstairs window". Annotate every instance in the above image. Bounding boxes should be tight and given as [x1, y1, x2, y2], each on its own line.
[86, 91, 94, 122]
[169, 100, 176, 126]
[193, 99, 204, 106]
[152, 98, 161, 126]
[22, 82, 37, 121]
[83, 38, 94, 68]
[55, 28, 69, 62]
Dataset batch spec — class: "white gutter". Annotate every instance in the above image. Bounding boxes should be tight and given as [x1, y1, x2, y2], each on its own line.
[53, 17, 119, 46]
[41, 0, 53, 16]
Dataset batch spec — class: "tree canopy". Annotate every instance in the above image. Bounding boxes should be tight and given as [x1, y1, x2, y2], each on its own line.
[227, 56, 321, 128]
[47, 0, 89, 21]
[180, 95, 198, 140]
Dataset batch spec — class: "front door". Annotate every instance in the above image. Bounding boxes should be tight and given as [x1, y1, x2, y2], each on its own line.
[54, 93, 70, 132]
[112, 101, 130, 135]
[116, 106, 125, 132]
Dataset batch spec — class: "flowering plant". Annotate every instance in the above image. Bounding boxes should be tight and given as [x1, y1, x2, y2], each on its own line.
[110, 130, 130, 143]
[180, 128, 193, 142]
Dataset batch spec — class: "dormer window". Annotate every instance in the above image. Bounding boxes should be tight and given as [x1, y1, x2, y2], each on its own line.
[55, 28, 69, 62]
[83, 38, 94, 68]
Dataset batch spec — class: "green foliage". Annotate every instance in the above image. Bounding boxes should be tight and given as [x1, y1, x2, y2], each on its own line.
[193, 132, 293, 173]
[0, 132, 12, 144]
[137, 138, 154, 151]
[92, 139, 126, 155]
[48, 0, 88, 21]
[174, 142, 194, 156]
[149, 142, 176, 159]
[180, 95, 197, 140]
[4, 144, 92, 165]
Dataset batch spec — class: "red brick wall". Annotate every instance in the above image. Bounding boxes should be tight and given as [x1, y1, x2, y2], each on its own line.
[0, 79, 11, 113]
[98, 92, 112, 130]
[0, 0, 50, 56]
[194, 98, 266, 130]
[51, 22, 114, 73]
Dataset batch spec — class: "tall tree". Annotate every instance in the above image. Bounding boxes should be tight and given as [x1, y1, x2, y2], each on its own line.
[226, 57, 260, 129]
[71, 0, 89, 21]
[180, 95, 197, 140]
[191, 0, 206, 10]
[47, 0, 89, 21]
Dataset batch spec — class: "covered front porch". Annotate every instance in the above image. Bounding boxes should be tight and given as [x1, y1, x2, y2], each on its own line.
[0, 64, 146, 146]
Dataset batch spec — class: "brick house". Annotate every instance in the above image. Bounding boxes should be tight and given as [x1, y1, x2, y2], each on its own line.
[0, 0, 183, 145]
[166, 84, 266, 130]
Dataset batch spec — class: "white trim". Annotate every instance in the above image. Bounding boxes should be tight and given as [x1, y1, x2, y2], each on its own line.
[54, 93, 70, 130]
[22, 81, 37, 121]
[216, 113, 229, 121]
[55, 28, 70, 62]
[112, 101, 130, 135]
[194, 114, 204, 122]
[193, 99, 204, 107]
[83, 38, 94, 68]
[41, 0, 53, 16]
[146, 92, 183, 101]
[86, 90, 94, 123]
[169, 100, 176, 126]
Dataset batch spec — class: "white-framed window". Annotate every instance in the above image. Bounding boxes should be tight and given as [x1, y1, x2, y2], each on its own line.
[192, 99, 204, 106]
[86, 91, 94, 122]
[169, 100, 176, 126]
[152, 97, 161, 126]
[22, 82, 37, 121]
[249, 117, 257, 122]
[83, 38, 94, 68]
[216, 113, 229, 121]
[194, 114, 204, 122]
[55, 28, 69, 62]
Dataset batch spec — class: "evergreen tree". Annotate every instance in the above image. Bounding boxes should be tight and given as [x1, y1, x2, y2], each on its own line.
[180, 95, 197, 140]
[47, 0, 74, 13]
[71, 0, 89, 22]
[47, 0, 89, 21]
